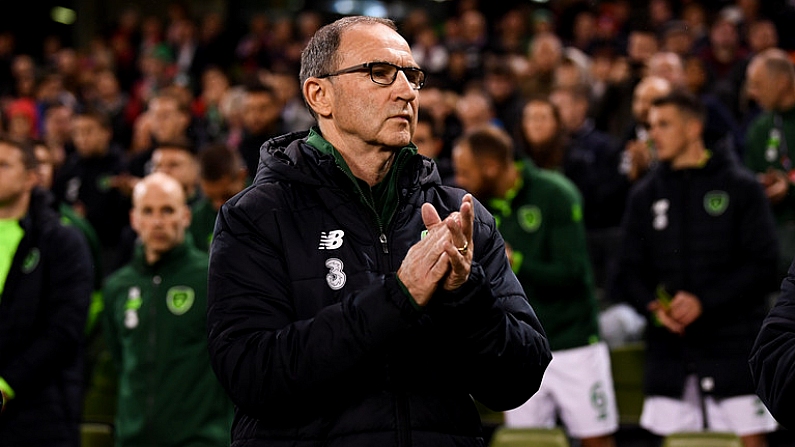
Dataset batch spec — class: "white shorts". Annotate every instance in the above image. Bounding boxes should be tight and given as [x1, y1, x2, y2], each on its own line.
[640, 375, 778, 437]
[504, 342, 618, 438]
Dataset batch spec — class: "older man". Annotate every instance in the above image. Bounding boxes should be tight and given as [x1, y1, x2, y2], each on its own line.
[206, 16, 551, 446]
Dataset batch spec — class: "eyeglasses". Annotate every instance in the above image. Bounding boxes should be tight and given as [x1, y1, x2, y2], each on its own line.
[318, 62, 427, 90]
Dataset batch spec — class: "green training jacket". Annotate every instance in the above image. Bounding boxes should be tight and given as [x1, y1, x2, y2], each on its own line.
[487, 160, 600, 351]
[102, 240, 233, 447]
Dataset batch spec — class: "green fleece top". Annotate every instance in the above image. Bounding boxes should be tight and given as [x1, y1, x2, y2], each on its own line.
[102, 240, 233, 447]
[744, 104, 795, 225]
[306, 127, 418, 233]
[487, 161, 599, 351]
[0, 219, 23, 298]
[0, 219, 23, 401]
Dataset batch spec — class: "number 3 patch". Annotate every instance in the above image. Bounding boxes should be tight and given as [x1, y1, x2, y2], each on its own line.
[325, 258, 346, 290]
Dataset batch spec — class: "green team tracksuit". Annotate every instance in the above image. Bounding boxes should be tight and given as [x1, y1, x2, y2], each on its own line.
[486, 160, 600, 351]
[102, 241, 232, 447]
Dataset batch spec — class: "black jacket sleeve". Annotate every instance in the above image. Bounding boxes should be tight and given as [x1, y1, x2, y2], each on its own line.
[750, 261, 795, 429]
[425, 206, 552, 411]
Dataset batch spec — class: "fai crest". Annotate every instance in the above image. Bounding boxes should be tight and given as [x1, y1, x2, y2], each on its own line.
[517, 206, 542, 233]
[21, 248, 40, 274]
[704, 191, 729, 216]
[166, 286, 195, 315]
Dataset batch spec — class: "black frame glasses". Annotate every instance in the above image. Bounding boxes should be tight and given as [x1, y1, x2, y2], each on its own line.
[318, 61, 427, 90]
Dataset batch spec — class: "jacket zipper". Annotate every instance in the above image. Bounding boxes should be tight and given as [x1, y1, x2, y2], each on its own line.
[145, 274, 161, 445]
[680, 172, 692, 289]
[335, 166, 390, 255]
[367, 192, 388, 255]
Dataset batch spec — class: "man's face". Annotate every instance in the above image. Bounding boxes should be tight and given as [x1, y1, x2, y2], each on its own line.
[522, 101, 558, 145]
[412, 121, 442, 159]
[152, 147, 198, 196]
[45, 106, 73, 140]
[452, 142, 495, 199]
[628, 32, 658, 63]
[710, 19, 738, 49]
[531, 36, 561, 73]
[648, 56, 684, 86]
[242, 91, 281, 135]
[148, 98, 189, 143]
[748, 22, 777, 53]
[0, 142, 35, 210]
[632, 81, 669, 124]
[200, 173, 246, 211]
[34, 144, 54, 190]
[71, 116, 111, 157]
[649, 104, 691, 163]
[130, 179, 191, 260]
[550, 91, 586, 133]
[321, 23, 419, 151]
[746, 61, 780, 111]
[484, 73, 513, 102]
[455, 93, 492, 132]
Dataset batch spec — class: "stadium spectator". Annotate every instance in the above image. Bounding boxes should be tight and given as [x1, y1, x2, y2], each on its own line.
[618, 75, 672, 183]
[235, 82, 284, 176]
[517, 97, 567, 170]
[189, 143, 248, 252]
[151, 139, 200, 204]
[744, 48, 795, 279]
[52, 112, 129, 265]
[550, 85, 626, 289]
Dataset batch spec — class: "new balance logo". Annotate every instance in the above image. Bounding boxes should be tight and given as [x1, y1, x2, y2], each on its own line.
[319, 230, 345, 250]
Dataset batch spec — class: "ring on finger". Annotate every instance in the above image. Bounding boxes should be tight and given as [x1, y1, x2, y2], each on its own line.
[457, 241, 469, 254]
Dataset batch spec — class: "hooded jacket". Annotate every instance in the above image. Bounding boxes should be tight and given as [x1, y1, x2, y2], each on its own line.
[0, 189, 92, 447]
[750, 261, 795, 430]
[207, 130, 551, 447]
[616, 148, 779, 398]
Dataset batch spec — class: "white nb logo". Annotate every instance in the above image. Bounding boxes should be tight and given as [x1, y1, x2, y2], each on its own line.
[319, 230, 345, 250]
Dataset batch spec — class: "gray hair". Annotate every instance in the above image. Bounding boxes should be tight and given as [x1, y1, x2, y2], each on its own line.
[299, 16, 397, 116]
[753, 48, 795, 81]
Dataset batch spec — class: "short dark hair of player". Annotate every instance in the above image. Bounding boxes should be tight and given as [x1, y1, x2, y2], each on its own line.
[651, 89, 706, 124]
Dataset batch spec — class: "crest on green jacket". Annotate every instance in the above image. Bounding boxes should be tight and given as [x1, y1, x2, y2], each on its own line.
[22, 248, 40, 274]
[166, 286, 195, 316]
[518, 206, 542, 233]
[97, 175, 113, 192]
[703, 190, 729, 216]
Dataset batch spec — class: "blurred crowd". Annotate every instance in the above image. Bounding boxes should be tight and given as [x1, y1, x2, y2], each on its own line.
[4, 0, 795, 444]
[0, 0, 790, 286]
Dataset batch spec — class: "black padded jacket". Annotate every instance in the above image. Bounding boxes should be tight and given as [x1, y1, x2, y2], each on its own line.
[0, 189, 92, 447]
[616, 149, 779, 398]
[750, 261, 795, 430]
[207, 131, 552, 447]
